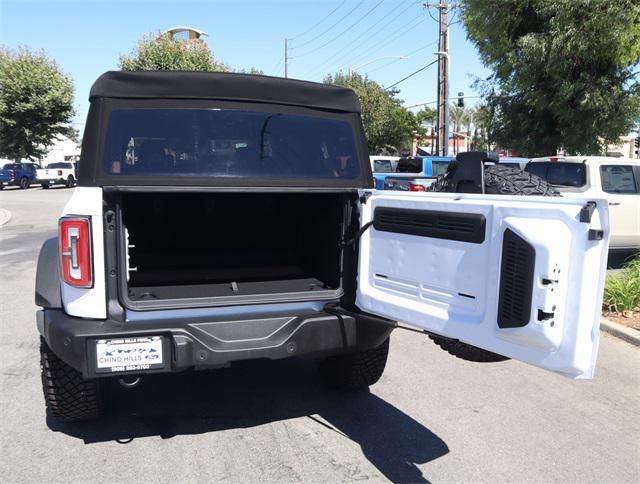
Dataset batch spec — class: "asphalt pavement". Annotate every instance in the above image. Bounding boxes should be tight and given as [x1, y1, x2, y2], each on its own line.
[1, 187, 639, 483]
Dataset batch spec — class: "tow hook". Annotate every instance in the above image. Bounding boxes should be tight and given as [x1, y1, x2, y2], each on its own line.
[118, 376, 142, 388]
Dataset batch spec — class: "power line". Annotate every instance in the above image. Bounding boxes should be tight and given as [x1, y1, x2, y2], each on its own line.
[385, 58, 438, 89]
[302, 0, 418, 77]
[364, 41, 437, 75]
[291, 0, 366, 51]
[345, 14, 426, 70]
[293, 0, 386, 59]
[290, 0, 347, 40]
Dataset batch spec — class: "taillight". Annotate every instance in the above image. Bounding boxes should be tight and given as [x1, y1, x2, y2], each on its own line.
[59, 216, 93, 288]
[10, 170, 15, 179]
[409, 183, 425, 192]
[57, 170, 63, 176]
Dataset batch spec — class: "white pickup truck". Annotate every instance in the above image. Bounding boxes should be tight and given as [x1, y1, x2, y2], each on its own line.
[527, 156, 640, 251]
[37, 162, 76, 188]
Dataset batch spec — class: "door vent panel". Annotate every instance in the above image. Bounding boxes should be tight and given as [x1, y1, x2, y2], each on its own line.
[498, 229, 535, 328]
[373, 207, 486, 243]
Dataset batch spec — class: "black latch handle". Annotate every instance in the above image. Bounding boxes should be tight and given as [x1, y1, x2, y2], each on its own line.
[579, 201, 597, 223]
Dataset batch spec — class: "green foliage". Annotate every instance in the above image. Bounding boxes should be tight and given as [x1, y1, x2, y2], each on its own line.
[604, 257, 640, 313]
[415, 107, 436, 124]
[462, 0, 640, 156]
[472, 102, 497, 151]
[0, 47, 75, 161]
[119, 32, 230, 72]
[324, 72, 419, 153]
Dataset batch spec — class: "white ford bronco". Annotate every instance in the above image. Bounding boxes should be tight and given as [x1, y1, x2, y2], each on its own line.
[36, 71, 610, 421]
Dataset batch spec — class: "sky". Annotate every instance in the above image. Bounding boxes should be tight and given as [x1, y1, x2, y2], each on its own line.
[0, 0, 491, 132]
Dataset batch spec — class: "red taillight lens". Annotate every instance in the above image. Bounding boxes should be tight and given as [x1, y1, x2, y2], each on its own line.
[10, 170, 15, 179]
[409, 184, 425, 192]
[59, 216, 93, 288]
[57, 170, 63, 176]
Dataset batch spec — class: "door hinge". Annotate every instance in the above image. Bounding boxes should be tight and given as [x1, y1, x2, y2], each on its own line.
[588, 229, 604, 240]
[579, 201, 597, 223]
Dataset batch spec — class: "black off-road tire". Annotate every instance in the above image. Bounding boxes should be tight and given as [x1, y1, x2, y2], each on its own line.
[41, 183, 50, 189]
[429, 336, 509, 362]
[427, 164, 559, 363]
[429, 163, 559, 197]
[40, 338, 106, 421]
[65, 175, 75, 188]
[20, 177, 30, 189]
[317, 337, 390, 391]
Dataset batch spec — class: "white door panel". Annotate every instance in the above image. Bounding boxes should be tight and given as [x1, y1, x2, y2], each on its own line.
[356, 192, 610, 379]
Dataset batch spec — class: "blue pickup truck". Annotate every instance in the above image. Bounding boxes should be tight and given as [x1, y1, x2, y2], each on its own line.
[0, 162, 41, 189]
[371, 156, 454, 190]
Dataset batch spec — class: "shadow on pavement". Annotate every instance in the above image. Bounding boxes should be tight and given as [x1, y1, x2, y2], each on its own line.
[47, 358, 448, 482]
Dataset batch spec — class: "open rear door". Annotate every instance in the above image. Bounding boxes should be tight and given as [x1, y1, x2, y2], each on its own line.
[356, 192, 609, 379]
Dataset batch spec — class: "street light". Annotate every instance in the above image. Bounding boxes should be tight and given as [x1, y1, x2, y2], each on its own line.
[349, 56, 408, 75]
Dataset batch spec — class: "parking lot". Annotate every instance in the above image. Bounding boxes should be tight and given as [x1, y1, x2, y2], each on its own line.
[1, 187, 639, 483]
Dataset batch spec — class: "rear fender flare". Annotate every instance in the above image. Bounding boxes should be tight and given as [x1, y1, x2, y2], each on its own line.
[35, 237, 62, 310]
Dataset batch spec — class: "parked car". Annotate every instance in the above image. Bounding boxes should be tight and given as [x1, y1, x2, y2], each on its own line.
[370, 155, 400, 174]
[373, 156, 454, 190]
[35, 71, 610, 422]
[0, 162, 40, 189]
[526, 156, 640, 250]
[37, 162, 77, 188]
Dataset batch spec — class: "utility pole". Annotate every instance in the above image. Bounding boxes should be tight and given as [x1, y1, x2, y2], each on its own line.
[435, 0, 449, 157]
[284, 38, 289, 78]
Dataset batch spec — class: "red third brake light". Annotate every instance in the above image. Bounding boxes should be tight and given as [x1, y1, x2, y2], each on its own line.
[59, 216, 93, 288]
[409, 183, 425, 192]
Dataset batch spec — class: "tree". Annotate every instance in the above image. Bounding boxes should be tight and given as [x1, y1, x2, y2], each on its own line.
[463, 0, 640, 156]
[324, 72, 419, 154]
[119, 32, 230, 72]
[449, 104, 469, 154]
[472, 102, 496, 151]
[0, 47, 75, 162]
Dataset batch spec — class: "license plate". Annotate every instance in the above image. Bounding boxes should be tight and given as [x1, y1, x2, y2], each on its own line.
[95, 336, 164, 373]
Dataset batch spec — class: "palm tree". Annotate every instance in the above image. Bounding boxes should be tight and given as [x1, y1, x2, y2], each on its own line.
[449, 104, 468, 154]
[463, 107, 476, 152]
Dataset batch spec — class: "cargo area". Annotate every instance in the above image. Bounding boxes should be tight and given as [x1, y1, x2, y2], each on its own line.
[118, 192, 353, 306]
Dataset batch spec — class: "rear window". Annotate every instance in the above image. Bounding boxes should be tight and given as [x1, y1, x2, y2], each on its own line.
[372, 159, 394, 173]
[3, 164, 18, 170]
[526, 162, 587, 187]
[432, 160, 451, 176]
[396, 158, 423, 173]
[102, 109, 361, 179]
[600, 165, 637, 194]
[47, 162, 72, 169]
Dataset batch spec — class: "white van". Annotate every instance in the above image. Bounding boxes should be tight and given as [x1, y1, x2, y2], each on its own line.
[527, 156, 640, 250]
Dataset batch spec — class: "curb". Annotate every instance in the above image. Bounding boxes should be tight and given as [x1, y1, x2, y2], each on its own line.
[601, 317, 640, 346]
[0, 208, 11, 227]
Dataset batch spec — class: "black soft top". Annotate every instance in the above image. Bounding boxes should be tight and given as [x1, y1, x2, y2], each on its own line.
[89, 71, 361, 113]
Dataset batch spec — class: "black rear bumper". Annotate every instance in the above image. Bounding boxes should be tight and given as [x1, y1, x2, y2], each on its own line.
[38, 307, 394, 379]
